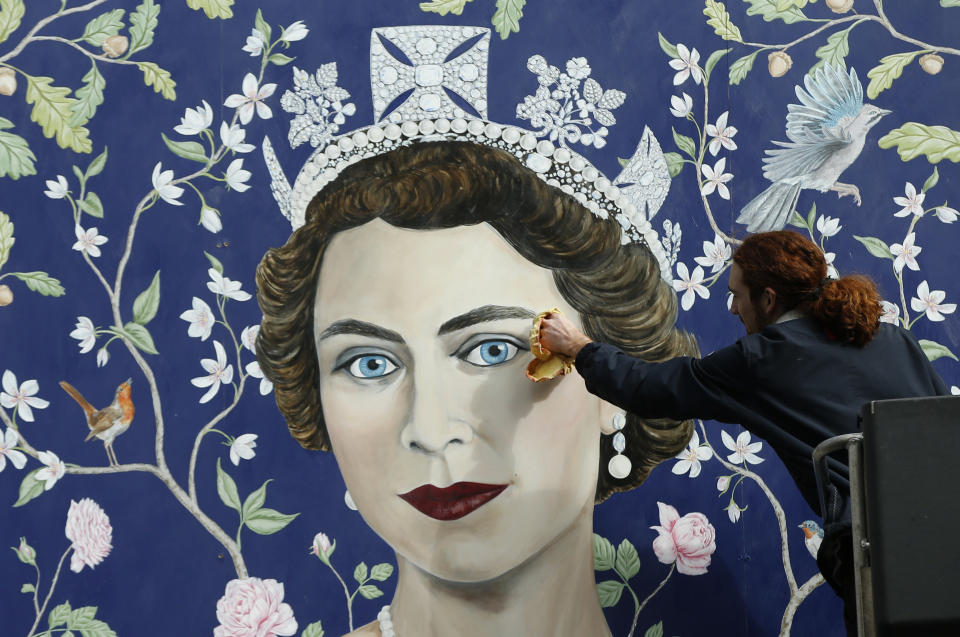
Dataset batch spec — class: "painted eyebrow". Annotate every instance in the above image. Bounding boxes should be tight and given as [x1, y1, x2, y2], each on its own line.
[317, 319, 405, 344]
[437, 305, 537, 336]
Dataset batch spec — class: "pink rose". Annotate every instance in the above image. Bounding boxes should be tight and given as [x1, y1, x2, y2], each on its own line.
[214, 577, 298, 637]
[650, 501, 716, 576]
[64, 498, 112, 573]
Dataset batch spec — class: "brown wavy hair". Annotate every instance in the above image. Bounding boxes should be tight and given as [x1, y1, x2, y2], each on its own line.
[733, 230, 882, 346]
[256, 140, 698, 501]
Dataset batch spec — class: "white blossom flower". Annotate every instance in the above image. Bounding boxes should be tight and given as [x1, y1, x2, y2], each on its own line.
[200, 205, 222, 233]
[280, 20, 309, 43]
[952, 386, 960, 396]
[890, 232, 922, 273]
[43, 175, 69, 199]
[72, 225, 108, 258]
[716, 475, 730, 492]
[151, 162, 185, 206]
[668, 44, 703, 86]
[694, 234, 731, 273]
[224, 73, 277, 125]
[893, 182, 925, 217]
[219, 122, 255, 153]
[727, 502, 743, 523]
[180, 297, 215, 341]
[700, 158, 733, 200]
[207, 268, 252, 301]
[823, 251, 838, 279]
[816, 215, 842, 238]
[672, 431, 713, 478]
[0, 371, 49, 422]
[705, 111, 737, 156]
[190, 340, 234, 404]
[935, 206, 958, 224]
[224, 158, 251, 192]
[241, 325, 260, 353]
[245, 360, 273, 396]
[69, 316, 96, 353]
[721, 429, 764, 465]
[669, 93, 693, 118]
[229, 433, 258, 465]
[96, 349, 110, 368]
[911, 280, 956, 322]
[879, 300, 900, 325]
[673, 263, 709, 311]
[565, 57, 591, 80]
[0, 428, 27, 472]
[36, 450, 65, 490]
[173, 100, 213, 136]
[242, 29, 265, 56]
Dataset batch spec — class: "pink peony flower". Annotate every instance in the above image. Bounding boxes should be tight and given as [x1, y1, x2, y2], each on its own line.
[650, 501, 716, 575]
[214, 577, 298, 637]
[64, 498, 113, 573]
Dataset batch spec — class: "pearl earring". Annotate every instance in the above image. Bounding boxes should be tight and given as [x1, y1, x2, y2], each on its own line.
[607, 412, 632, 479]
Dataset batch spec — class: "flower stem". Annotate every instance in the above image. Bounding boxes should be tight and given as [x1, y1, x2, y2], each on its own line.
[26, 546, 71, 637]
[326, 560, 355, 632]
[629, 564, 674, 637]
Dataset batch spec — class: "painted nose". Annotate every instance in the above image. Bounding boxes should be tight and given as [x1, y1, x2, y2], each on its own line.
[399, 358, 475, 454]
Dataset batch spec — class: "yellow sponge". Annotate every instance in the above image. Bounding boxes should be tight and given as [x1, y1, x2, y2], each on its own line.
[526, 308, 575, 382]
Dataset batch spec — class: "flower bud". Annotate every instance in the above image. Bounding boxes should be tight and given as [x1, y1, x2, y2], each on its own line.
[768, 51, 793, 78]
[0, 284, 12, 306]
[200, 205, 222, 233]
[310, 532, 335, 565]
[0, 68, 16, 96]
[825, 0, 854, 13]
[919, 54, 944, 76]
[96, 348, 110, 367]
[102, 35, 129, 59]
[13, 537, 37, 566]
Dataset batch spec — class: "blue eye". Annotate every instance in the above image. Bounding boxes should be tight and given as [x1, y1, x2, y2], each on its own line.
[462, 340, 519, 367]
[346, 354, 398, 378]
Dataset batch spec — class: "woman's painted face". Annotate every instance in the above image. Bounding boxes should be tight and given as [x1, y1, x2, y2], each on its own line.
[314, 219, 605, 583]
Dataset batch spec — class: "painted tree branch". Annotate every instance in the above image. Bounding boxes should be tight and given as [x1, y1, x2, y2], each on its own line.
[781, 573, 826, 636]
[0, 0, 108, 64]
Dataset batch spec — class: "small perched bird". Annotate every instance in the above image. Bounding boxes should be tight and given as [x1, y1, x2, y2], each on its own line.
[737, 65, 891, 232]
[799, 520, 824, 559]
[60, 379, 134, 466]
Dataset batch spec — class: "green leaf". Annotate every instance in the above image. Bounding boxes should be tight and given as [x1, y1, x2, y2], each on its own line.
[593, 533, 616, 571]
[491, 0, 525, 39]
[69, 606, 97, 625]
[137, 62, 176, 101]
[941, 0, 960, 7]
[0, 210, 12, 271]
[922, 167, 939, 193]
[918, 339, 958, 362]
[78, 191, 104, 218]
[852, 235, 893, 260]
[658, 32, 678, 59]
[301, 620, 325, 637]
[0, 0, 25, 46]
[49, 601, 72, 629]
[0, 117, 37, 180]
[127, 0, 159, 56]
[664, 152, 684, 178]
[357, 584, 384, 600]
[703, 48, 731, 83]
[244, 508, 298, 535]
[268, 53, 295, 67]
[186, 0, 234, 20]
[13, 469, 45, 507]
[81, 9, 125, 47]
[354, 562, 368, 583]
[204, 251, 224, 274]
[86, 147, 108, 179]
[73, 165, 85, 184]
[704, 1, 742, 42]
[242, 479, 272, 519]
[729, 51, 758, 86]
[866, 51, 922, 100]
[806, 201, 817, 229]
[21, 583, 35, 593]
[419, 0, 472, 15]
[369, 563, 394, 581]
[788, 209, 807, 228]
[161, 133, 207, 163]
[614, 539, 641, 580]
[121, 321, 158, 355]
[73, 618, 116, 637]
[811, 28, 851, 74]
[644, 622, 665, 637]
[132, 270, 160, 325]
[24, 75, 92, 154]
[878, 123, 960, 163]
[596, 580, 624, 607]
[69, 63, 106, 128]
[12, 271, 65, 296]
[744, 0, 808, 23]
[216, 458, 241, 512]
[253, 9, 271, 42]
[672, 127, 697, 159]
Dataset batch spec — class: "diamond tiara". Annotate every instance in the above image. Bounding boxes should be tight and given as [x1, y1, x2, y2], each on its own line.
[263, 25, 675, 282]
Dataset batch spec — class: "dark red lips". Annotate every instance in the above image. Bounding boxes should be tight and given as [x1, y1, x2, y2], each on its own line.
[400, 482, 508, 521]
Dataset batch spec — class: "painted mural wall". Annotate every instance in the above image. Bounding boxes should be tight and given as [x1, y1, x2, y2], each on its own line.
[1, 0, 958, 635]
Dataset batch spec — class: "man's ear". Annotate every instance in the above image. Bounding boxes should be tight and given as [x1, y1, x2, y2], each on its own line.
[761, 286, 778, 315]
[599, 399, 625, 434]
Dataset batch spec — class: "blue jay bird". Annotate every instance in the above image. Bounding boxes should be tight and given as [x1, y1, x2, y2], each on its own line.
[799, 520, 824, 559]
[737, 65, 891, 232]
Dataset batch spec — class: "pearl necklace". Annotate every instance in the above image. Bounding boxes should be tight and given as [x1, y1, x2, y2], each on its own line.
[377, 605, 395, 637]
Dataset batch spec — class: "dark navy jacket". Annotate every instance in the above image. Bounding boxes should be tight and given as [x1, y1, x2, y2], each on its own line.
[575, 316, 948, 516]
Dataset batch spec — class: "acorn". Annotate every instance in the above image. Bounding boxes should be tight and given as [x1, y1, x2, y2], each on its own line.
[0, 284, 13, 306]
[826, 0, 854, 13]
[919, 54, 944, 75]
[768, 51, 793, 78]
[102, 35, 129, 59]
[0, 67, 16, 96]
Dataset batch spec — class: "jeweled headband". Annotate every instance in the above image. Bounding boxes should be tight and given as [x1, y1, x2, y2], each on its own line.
[263, 25, 675, 282]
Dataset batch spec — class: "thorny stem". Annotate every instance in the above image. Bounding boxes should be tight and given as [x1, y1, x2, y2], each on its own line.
[26, 547, 71, 637]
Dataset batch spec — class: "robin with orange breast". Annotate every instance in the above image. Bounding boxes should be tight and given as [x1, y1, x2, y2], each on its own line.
[59, 378, 134, 466]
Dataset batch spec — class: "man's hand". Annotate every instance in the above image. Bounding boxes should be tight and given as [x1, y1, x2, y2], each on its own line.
[538, 312, 593, 358]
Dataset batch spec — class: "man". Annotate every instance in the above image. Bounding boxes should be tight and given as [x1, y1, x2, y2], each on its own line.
[539, 231, 948, 635]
